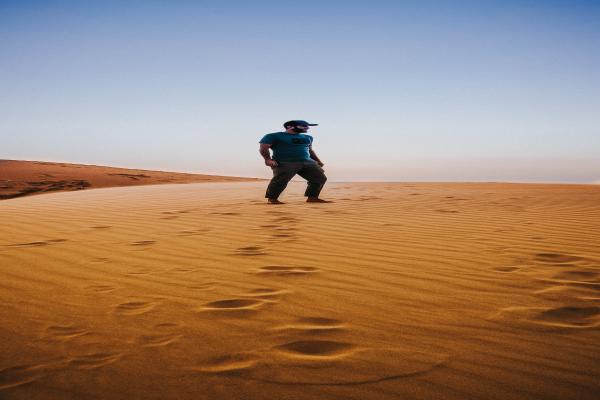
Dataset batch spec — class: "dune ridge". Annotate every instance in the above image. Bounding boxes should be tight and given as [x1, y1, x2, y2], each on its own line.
[0, 159, 262, 199]
[1, 182, 599, 399]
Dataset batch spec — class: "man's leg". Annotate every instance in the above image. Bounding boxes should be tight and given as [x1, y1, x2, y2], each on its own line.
[265, 163, 301, 201]
[297, 162, 328, 199]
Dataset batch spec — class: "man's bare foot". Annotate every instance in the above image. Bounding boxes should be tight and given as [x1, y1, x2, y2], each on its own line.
[306, 197, 333, 203]
[268, 198, 285, 204]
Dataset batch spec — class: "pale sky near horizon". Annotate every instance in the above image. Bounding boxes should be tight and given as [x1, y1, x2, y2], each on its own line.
[1, 0, 599, 183]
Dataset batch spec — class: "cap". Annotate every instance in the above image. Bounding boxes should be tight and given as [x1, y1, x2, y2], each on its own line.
[283, 120, 319, 128]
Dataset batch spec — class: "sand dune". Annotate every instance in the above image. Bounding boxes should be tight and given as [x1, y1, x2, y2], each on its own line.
[1, 182, 599, 399]
[0, 160, 262, 199]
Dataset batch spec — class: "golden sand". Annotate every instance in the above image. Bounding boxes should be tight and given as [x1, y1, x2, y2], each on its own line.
[1, 181, 599, 399]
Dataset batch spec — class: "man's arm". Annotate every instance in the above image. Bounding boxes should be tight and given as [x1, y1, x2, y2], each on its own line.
[260, 143, 278, 167]
[309, 146, 324, 167]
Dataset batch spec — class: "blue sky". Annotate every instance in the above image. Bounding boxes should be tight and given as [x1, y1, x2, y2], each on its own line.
[1, 0, 599, 182]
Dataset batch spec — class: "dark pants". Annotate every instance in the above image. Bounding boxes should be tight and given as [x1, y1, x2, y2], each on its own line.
[266, 161, 327, 199]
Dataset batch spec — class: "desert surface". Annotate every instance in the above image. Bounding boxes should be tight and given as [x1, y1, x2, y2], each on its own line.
[1, 179, 599, 399]
[0, 160, 262, 199]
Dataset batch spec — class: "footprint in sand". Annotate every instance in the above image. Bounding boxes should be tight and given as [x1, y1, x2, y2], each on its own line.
[266, 348, 447, 384]
[493, 266, 523, 273]
[491, 305, 600, 329]
[200, 298, 265, 312]
[257, 265, 319, 276]
[551, 270, 599, 282]
[235, 246, 268, 256]
[536, 306, 600, 328]
[44, 325, 89, 340]
[210, 346, 448, 385]
[193, 341, 373, 378]
[8, 239, 68, 248]
[154, 322, 180, 329]
[276, 340, 355, 358]
[211, 212, 241, 216]
[269, 232, 296, 239]
[114, 301, 156, 315]
[131, 240, 156, 246]
[68, 352, 120, 369]
[0, 364, 47, 390]
[534, 253, 586, 264]
[161, 210, 191, 215]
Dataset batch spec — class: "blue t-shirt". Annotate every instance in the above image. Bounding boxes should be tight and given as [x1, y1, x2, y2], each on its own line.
[259, 132, 314, 162]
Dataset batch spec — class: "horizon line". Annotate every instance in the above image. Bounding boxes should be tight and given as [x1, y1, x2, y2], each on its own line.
[3, 159, 598, 186]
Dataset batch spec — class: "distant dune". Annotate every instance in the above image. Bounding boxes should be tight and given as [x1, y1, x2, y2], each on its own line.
[0, 160, 263, 199]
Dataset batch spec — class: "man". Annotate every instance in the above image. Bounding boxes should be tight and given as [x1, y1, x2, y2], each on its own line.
[259, 120, 330, 204]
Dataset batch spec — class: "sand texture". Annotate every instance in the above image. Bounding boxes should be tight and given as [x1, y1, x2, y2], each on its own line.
[1, 182, 599, 399]
[0, 160, 262, 199]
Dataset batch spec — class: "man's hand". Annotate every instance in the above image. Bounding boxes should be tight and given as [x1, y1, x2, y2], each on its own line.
[265, 159, 278, 168]
[308, 147, 324, 167]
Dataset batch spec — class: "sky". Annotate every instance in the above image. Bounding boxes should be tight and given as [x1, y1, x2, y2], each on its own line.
[1, 0, 599, 182]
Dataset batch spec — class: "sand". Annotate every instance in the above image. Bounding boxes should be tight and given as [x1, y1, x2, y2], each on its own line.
[0, 160, 262, 199]
[1, 180, 599, 399]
